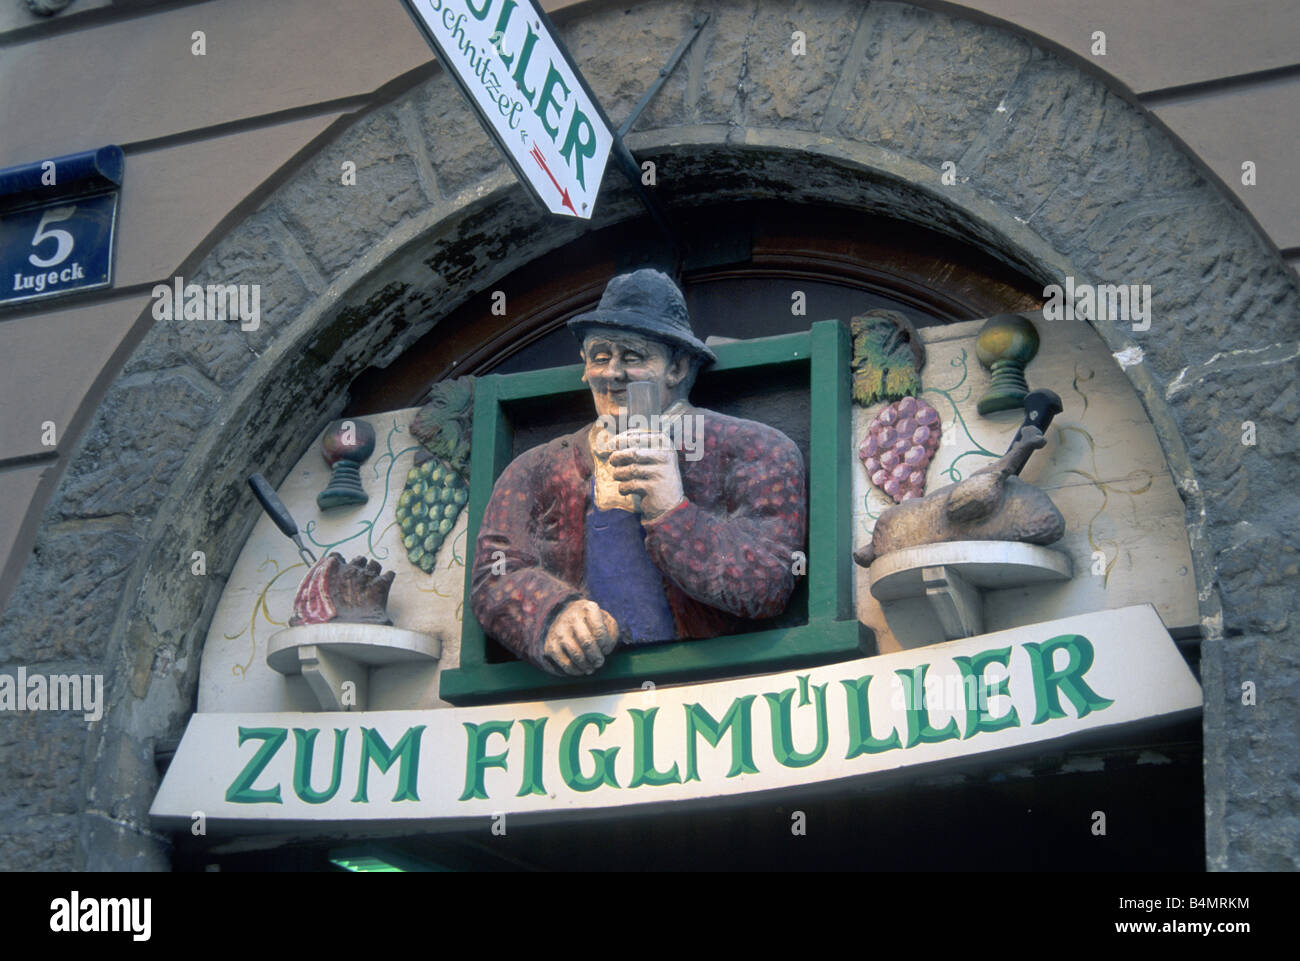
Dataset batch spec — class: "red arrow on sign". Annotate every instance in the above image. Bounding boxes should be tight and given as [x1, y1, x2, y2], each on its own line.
[529, 144, 577, 215]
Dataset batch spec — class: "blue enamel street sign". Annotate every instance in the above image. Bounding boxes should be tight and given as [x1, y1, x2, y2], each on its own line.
[0, 146, 123, 308]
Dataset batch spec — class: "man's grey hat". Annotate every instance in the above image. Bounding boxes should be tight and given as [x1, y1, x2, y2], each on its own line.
[568, 268, 717, 364]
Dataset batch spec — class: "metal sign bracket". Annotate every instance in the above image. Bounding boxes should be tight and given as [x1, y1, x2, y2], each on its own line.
[617, 13, 711, 140]
[607, 13, 711, 277]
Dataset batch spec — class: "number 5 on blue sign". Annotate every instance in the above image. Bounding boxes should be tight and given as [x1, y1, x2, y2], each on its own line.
[28, 205, 77, 268]
[0, 191, 117, 307]
[0, 145, 121, 308]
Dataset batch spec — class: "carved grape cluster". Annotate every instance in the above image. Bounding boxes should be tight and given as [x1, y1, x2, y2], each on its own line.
[859, 395, 941, 503]
[394, 456, 468, 572]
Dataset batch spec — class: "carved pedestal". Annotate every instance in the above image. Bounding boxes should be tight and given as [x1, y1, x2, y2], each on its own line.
[267, 623, 441, 711]
[868, 541, 1072, 642]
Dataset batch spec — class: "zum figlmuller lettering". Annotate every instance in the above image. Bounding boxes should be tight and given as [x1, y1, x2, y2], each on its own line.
[221, 633, 1114, 806]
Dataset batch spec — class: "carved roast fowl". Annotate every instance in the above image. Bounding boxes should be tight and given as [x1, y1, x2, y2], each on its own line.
[853, 390, 1066, 568]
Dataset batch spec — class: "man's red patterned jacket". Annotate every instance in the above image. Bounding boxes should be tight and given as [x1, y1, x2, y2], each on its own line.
[469, 407, 807, 671]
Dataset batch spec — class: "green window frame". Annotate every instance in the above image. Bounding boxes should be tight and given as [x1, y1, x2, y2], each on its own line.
[438, 319, 871, 705]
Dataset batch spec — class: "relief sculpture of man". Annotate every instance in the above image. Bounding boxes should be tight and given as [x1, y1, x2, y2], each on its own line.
[470, 269, 807, 677]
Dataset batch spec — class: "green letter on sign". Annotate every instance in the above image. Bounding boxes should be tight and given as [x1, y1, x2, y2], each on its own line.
[516, 718, 548, 798]
[841, 675, 902, 758]
[952, 646, 1020, 739]
[628, 707, 680, 788]
[293, 728, 348, 804]
[896, 665, 961, 749]
[353, 726, 425, 803]
[534, 64, 571, 141]
[559, 713, 621, 792]
[461, 720, 513, 801]
[226, 727, 287, 804]
[764, 680, 830, 768]
[560, 109, 596, 189]
[684, 696, 758, 781]
[1024, 634, 1114, 724]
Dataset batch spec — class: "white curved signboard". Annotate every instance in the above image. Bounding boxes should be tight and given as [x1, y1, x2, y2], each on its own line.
[151, 605, 1201, 833]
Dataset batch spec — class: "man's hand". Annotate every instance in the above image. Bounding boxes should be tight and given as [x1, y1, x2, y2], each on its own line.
[541, 600, 619, 676]
[608, 430, 684, 520]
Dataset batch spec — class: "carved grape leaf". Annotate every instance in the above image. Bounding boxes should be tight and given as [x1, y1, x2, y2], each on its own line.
[850, 309, 926, 406]
[411, 376, 475, 476]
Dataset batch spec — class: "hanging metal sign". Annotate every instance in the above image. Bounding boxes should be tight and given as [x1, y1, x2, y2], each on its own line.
[399, 0, 615, 218]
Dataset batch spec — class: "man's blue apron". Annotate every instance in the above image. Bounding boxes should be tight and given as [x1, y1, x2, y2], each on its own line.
[584, 480, 676, 644]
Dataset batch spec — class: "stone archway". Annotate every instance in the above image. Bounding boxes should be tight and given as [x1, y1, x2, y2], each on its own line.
[4, 0, 1294, 870]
